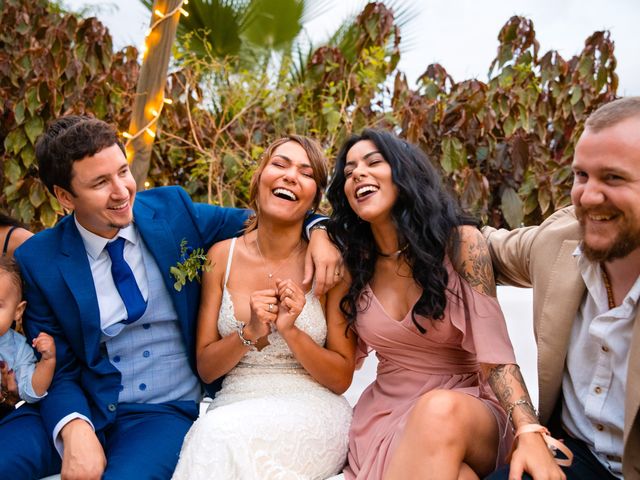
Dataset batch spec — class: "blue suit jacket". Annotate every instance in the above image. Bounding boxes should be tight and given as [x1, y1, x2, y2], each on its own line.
[14, 186, 248, 438]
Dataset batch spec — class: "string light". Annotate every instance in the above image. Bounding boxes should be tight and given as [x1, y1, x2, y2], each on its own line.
[122, 0, 189, 155]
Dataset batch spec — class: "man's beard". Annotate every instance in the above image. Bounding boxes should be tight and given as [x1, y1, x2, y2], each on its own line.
[109, 221, 132, 230]
[577, 207, 640, 262]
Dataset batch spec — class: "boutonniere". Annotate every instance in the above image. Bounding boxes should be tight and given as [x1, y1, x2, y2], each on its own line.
[170, 239, 212, 291]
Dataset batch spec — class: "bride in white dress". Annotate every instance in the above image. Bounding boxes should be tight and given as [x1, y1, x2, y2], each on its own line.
[172, 136, 356, 480]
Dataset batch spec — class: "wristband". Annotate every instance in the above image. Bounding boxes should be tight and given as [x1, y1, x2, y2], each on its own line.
[513, 424, 573, 467]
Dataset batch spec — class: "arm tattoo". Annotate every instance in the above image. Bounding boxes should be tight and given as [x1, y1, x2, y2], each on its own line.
[488, 364, 539, 426]
[458, 231, 497, 297]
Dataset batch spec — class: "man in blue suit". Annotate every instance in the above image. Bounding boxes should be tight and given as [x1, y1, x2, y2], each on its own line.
[1, 116, 341, 479]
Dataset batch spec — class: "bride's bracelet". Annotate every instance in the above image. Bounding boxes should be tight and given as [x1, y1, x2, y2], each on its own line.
[236, 322, 257, 349]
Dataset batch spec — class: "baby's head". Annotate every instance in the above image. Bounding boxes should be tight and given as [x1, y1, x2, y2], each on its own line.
[0, 256, 26, 336]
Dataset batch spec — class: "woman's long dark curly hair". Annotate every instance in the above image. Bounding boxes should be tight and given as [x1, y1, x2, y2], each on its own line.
[327, 129, 473, 333]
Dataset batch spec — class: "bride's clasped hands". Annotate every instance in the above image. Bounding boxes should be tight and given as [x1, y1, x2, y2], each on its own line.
[273, 278, 307, 331]
[246, 278, 307, 349]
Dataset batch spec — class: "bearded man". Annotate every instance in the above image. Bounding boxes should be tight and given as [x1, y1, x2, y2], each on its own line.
[485, 96, 640, 480]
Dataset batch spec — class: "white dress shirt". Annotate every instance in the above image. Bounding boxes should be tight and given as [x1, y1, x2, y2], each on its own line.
[561, 245, 639, 478]
[73, 220, 149, 336]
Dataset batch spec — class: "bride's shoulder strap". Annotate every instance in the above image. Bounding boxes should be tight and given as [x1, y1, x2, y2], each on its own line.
[223, 237, 237, 287]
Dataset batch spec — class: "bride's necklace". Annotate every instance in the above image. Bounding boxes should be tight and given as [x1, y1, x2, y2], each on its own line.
[255, 233, 302, 287]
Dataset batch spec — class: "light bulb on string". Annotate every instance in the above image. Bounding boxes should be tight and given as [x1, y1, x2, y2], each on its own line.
[121, 0, 188, 153]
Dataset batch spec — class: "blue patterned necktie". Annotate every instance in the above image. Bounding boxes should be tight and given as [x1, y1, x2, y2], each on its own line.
[105, 237, 147, 324]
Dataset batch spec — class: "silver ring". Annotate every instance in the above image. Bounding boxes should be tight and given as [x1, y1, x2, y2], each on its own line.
[268, 303, 274, 312]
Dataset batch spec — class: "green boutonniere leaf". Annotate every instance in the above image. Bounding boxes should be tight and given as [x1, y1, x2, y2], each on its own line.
[171, 239, 212, 292]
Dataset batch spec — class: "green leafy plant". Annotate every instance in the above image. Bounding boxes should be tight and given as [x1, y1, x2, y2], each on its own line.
[0, 0, 139, 229]
[1, 3, 619, 232]
[393, 16, 617, 227]
[170, 239, 212, 292]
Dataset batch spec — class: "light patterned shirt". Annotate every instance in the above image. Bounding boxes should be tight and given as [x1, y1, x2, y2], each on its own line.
[562, 245, 639, 478]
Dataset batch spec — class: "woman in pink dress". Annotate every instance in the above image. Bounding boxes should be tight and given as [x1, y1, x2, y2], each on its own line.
[326, 129, 566, 479]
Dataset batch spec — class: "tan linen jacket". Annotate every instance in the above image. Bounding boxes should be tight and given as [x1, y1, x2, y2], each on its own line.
[484, 206, 640, 479]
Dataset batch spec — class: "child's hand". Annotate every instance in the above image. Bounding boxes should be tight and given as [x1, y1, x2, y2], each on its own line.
[0, 361, 19, 407]
[32, 333, 55, 361]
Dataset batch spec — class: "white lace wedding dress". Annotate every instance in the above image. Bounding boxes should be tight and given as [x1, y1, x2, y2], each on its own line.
[172, 240, 352, 480]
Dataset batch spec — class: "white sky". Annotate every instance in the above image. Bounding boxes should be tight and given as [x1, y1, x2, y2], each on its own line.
[64, 0, 639, 95]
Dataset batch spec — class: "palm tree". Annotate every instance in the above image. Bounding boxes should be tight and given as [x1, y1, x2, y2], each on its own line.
[138, 0, 332, 65]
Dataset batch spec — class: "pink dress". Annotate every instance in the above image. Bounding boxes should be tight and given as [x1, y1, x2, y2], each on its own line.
[345, 261, 516, 479]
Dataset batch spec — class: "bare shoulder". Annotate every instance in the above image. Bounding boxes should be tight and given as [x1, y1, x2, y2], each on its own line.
[205, 237, 238, 285]
[4, 226, 33, 256]
[452, 225, 496, 297]
[208, 237, 235, 262]
[11, 227, 33, 245]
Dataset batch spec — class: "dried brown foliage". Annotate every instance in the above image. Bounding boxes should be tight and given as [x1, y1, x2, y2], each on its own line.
[0, 5, 618, 230]
[393, 16, 617, 227]
[0, 0, 139, 227]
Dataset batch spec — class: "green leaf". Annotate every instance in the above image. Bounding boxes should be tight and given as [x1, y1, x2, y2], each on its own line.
[324, 109, 341, 133]
[29, 182, 47, 208]
[49, 195, 62, 212]
[20, 144, 36, 168]
[578, 56, 593, 77]
[503, 116, 516, 137]
[538, 186, 551, 214]
[14, 100, 26, 125]
[4, 157, 22, 183]
[498, 67, 514, 89]
[596, 67, 608, 91]
[498, 45, 513, 67]
[570, 86, 582, 106]
[440, 137, 467, 174]
[93, 94, 107, 118]
[4, 128, 28, 155]
[424, 82, 439, 100]
[39, 202, 59, 228]
[501, 187, 523, 228]
[170, 266, 185, 280]
[523, 192, 539, 215]
[18, 197, 35, 224]
[25, 86, 40, 116]
[24, 116, 44, 145]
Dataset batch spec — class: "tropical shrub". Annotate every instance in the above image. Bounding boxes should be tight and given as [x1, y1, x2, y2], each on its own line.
[144, 2, 401, 210]
[393, 16, 617, 227]
[0, 0, 139, 227]
[0, 3, 618, 230]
